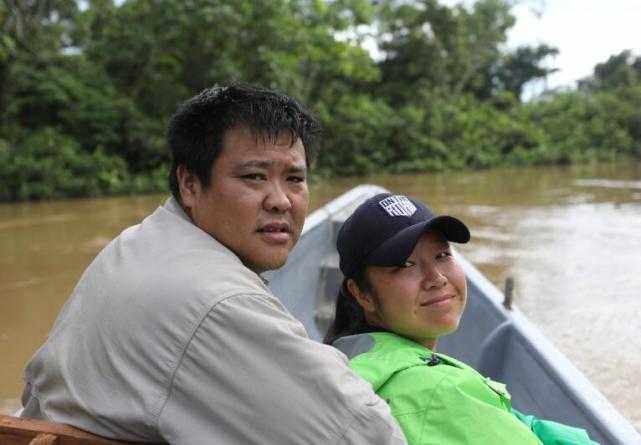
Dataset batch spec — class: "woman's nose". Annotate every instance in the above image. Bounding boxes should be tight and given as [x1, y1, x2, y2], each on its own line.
[422, 266, 447, 289]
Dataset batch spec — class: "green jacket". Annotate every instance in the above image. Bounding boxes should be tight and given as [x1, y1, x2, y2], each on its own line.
[333, 331, 597, 445]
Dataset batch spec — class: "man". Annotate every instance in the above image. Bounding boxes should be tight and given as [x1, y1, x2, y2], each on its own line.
[21, 84, 406, 444]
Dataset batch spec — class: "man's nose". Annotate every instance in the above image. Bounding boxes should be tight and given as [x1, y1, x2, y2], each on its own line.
[264, 181, 292, 213]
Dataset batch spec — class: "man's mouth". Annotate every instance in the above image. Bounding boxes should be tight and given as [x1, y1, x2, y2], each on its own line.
[257, 222, 292, 244]
[257, 222, 290, 234]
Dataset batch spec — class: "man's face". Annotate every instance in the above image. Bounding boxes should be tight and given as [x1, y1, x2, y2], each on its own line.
[180, 126, 309, 272]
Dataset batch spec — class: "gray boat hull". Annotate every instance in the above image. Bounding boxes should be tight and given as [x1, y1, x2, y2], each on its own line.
[270, 185, 640, 445]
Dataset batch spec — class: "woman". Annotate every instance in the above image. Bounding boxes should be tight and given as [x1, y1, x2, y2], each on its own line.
[324, 193, 596, 445]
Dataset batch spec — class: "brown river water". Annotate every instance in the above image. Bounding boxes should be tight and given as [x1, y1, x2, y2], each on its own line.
[1, 162, 640, 432]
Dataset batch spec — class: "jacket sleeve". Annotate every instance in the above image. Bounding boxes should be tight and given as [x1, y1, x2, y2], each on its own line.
[157, 293, 407, 445]
[511, 409, 599, 445]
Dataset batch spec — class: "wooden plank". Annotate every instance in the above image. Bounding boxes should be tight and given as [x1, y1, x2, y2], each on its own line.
[0, 415, 139, 445]
[29, 434, 58, 444]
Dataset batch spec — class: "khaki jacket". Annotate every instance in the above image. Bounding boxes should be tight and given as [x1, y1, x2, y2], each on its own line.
[22, 197, 406, 445]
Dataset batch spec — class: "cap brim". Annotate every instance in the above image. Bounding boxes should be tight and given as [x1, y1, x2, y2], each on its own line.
[365, 216, 470, 267]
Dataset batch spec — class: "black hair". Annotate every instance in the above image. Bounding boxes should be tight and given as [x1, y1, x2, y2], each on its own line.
[167, 82, 321, 203]
[323, 269, 380, 345]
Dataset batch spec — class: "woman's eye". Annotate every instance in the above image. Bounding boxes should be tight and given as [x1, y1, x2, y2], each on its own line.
[390, 261, 415, 273]
[436, 251, 452, 261]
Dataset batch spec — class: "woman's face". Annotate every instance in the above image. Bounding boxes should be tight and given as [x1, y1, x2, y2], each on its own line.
[360, 230, 467, 349]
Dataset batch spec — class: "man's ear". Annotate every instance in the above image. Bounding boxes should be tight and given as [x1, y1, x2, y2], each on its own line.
[176, 165, 200, 209]
[346, 278, 377, 313]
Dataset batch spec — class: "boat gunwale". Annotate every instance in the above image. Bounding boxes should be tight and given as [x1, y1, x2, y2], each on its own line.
[299, 184, 640, 443]
[455, 251, 640, 443]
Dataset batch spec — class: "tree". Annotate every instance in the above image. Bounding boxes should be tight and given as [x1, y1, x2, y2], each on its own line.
[0, 0, 79, 113]
[80, 0, 379, 115]
[497, 44, 558, 99]
[375, 0, 516, 103]
[1, 0, 639, 201]
[579, 50, 641, 91]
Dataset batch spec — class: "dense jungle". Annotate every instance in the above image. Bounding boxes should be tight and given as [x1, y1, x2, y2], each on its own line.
[1, 0, 640, 201]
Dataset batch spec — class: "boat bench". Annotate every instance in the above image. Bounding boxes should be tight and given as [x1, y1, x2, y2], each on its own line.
[0, 414, 140, 445]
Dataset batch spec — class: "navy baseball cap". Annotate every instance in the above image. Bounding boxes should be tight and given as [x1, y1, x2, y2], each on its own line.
[337, 193, 470, 278]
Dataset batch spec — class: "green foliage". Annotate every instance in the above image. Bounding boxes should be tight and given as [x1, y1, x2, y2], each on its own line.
[497, 44, 559, 98]
[579, 50, 641, 91]
[315, 90, 549, 174]
[0, 127, 169, 201]
[0, 127, 128, 200]
[377, 0, 516, 102]
[524, 86, 641, 162]
[0, 0, 639, 201]
[316, 94, 397, 175]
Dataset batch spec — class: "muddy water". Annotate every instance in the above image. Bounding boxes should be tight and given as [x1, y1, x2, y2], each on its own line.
[1, 162, 640, 431]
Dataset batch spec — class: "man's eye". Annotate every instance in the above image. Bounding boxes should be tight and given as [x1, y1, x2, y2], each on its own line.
[288, 175, 306, 183]
[436, 251, 452, 260]
[242, 173, 266, 181]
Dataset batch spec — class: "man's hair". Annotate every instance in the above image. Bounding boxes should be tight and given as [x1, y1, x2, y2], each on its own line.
[167, 83, 321, 203]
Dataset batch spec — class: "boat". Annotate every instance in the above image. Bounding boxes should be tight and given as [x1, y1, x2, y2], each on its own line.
[269, 185, 641, 445]
[0, 414, 137, 444]
[2, 184, 639, 444]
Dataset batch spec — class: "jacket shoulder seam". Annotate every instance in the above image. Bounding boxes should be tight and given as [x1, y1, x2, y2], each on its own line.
[152, 290, 272, 426]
